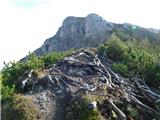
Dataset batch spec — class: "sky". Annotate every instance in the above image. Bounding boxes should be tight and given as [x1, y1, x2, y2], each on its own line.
[0, 0, 160, 69]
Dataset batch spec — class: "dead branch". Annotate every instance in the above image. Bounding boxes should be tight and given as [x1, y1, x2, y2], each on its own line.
[46, 74, 54, 85]
[129, 95, 159, 114]
[108, 99, 126, 120]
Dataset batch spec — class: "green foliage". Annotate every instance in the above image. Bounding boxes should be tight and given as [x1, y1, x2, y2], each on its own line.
[99, 34, 160, 87]
[27, 53, 44, 70]
[1, 61, 27, 100]
[112, 63, 128, 76]
[0, 80, 15, 100]
[126, 106, 138, 118]
[1, 61, 28, 85]
[114, 30, 131, 41]
[0, 50, 74, 100]
[102, 33, 127, 61]
[145, 62, 160, 86]
[42, 49, 74, 67]
[1, 94, 40, 120]
[66, 97, 102, 120]
[113, 24, 160, 42]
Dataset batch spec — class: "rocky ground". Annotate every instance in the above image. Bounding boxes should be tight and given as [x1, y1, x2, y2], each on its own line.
[19, 48, 160, 120]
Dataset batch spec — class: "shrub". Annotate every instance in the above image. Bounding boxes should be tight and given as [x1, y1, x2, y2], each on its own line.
[27, 53, 44, 70]
[104, 34, 127, 61]
[1, 49, 74, 100]
[1, 94, 40, 120]
[42, 49, 74, 67]
[66, 96, 102, 120]
[98, 34, 160, 88]
[112, 63, 128, 76]
[0, 80, 15, 100]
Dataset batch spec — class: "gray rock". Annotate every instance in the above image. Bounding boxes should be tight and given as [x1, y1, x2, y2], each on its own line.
[99, 76, 107, 83]
[20, 13, 159, 60]
[33, 14, 114, 56]
[56, 90, 62, 94]
[88, 101, 97, 109]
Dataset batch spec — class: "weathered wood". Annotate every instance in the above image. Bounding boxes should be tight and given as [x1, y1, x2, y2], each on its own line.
[46, 74, 54, 85]
[129, 95, 159, 114]
[35, 51, 160, 119]
[108, 99, 126, 120]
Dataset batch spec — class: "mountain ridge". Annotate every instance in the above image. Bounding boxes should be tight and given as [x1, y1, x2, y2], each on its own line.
[23, 14, 160, 60]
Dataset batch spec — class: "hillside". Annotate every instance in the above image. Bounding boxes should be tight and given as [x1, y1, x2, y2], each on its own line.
[32, 14, 160, 56]
[1, 14, 160, 120]
[1, 34, 160, 120]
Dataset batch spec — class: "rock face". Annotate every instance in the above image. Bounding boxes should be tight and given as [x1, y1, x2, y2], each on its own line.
[34, 14, 114, 55]
[33, 13, 160, 56]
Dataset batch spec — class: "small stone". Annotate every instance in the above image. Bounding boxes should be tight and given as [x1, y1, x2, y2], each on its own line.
[88, 101, 97, 109]
[28, 91, 33, 95]
[56, 90, 62, 94]
[41, 110, 45, 114]
[99, 77, 107, 83]
[42, 103, 46, 109]
[33, 99, 38, 103]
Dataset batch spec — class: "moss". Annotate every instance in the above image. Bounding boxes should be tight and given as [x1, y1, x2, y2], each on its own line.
[66, 95, 102, 120]
[2, 94, 40, 120]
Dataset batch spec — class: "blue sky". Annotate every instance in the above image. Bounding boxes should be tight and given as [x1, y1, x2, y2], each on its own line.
[10, 0, 48, 8]
[0, 0, 160, 69]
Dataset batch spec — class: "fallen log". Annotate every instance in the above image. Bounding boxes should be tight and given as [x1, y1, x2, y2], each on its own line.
[108, 99, 126, 120]
[134, 78, 160, 102]
[129, 95, 160, 114]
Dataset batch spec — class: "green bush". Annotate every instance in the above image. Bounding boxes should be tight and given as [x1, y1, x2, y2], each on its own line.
[66, 97, 102, 120]
[98, 34, 160, 87]
[112, 63, 128, 76]
[0, 49, 74, 100]
[27, 53, 44, 70]
[42, 49, 74, 67]
[0, 81, 15, 100]
[1, 94, 40, 120]
[104, 33, 127, 61]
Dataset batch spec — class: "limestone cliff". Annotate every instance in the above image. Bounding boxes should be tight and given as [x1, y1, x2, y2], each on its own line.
[32, 13, 160, 56]
[34, 14, 114, 55]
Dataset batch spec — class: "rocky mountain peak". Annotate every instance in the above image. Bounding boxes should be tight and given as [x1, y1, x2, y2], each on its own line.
[34, 14, 114, 56]
[32, 13, 160, 57]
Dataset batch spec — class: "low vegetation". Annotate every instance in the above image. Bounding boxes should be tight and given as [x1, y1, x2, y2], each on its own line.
[98, 33, 160, 88]
[0, 49, 74, 101]
[1, 94, 40, 120]
[1, 33, 160, 120]
[66, 95, 102, 120]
